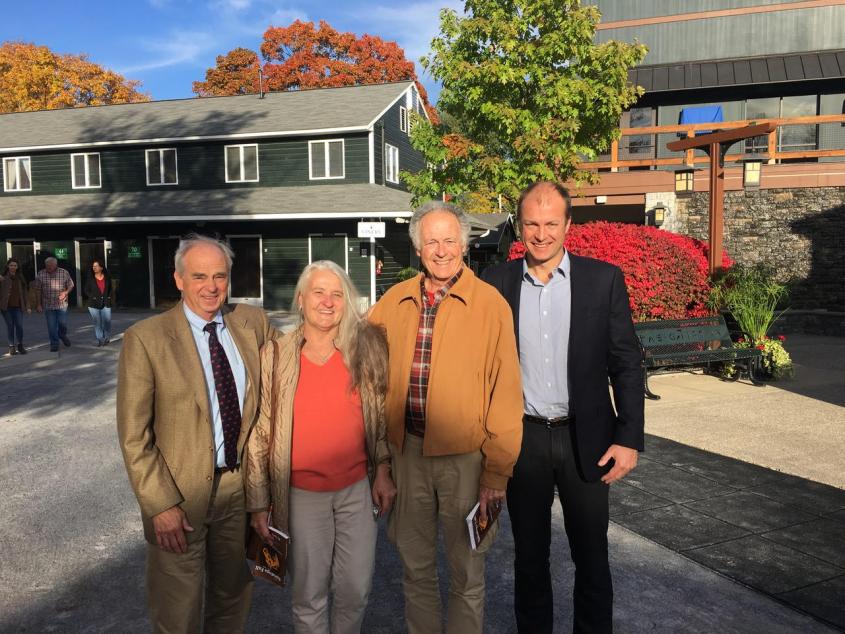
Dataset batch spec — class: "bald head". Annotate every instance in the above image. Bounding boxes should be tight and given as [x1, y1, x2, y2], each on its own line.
[517, 182, 571, 222]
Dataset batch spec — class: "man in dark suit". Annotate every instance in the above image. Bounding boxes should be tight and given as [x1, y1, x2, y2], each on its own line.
[482, 182, 644, 633]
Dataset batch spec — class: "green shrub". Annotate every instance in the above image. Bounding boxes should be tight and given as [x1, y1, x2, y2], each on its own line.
[396, 267, 420, 282]
[708, 264, 788, 340]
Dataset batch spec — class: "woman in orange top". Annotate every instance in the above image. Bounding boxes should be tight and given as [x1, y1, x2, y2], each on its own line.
[246, 260, 395, 633]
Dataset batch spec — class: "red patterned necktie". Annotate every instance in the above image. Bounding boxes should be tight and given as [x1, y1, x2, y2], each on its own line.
[204, 322, 241, 469]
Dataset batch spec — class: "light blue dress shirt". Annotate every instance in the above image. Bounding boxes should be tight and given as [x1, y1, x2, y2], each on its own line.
[519, 252, 571, 418]
[183, 304, 246, 468]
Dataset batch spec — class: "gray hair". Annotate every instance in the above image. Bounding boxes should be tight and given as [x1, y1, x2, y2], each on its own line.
[174, 234, 234, 275]
[408, 200, 471, 252]
[293, 260, 362, 367]
[44, 257, 58, 265]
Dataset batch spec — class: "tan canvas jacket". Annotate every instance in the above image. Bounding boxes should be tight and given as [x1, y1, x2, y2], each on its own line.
[244, 324, 390, 533]
[116, 301, 279, 544]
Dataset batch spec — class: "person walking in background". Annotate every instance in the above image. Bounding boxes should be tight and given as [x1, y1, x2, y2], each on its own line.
[33, 256, 74, 352]
[369, 201, 523, 634]
[0, 257, 31, 356]
[83, 258, 113, 346]
[482, 182, 644, 633]
[247, 260, 396, 634]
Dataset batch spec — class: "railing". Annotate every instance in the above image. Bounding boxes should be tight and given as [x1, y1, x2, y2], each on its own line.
[582, 114, 845, 171]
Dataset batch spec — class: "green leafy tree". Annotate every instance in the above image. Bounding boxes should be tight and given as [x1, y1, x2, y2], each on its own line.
[403, 0, 646, 206]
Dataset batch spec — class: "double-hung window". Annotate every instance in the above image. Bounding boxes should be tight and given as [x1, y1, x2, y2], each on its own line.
[225, 144, 259, 183]
[3, 156, 32, 192]
[146, 148, 178, 186]
[71, 153, 101, 189]
[385, 144, 399, 184]
[309, 140, 344, 180]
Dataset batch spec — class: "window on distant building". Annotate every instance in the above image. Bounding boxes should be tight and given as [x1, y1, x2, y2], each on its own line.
[3, 156, 32, 192]
[71, 153, 101, 189]
[146, 148, 178, 186]
[225, 144, 259, 183]
[309, 139, 345, 180]
[385, 144, 399, 183]
[399, 106, 408, 134]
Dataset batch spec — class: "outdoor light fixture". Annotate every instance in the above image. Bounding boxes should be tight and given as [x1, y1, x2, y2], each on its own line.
[595, 195, 607, 204]
[646, 203, 666, 227]
[743, 159, 762, 188]
[674, 169, 694, 193]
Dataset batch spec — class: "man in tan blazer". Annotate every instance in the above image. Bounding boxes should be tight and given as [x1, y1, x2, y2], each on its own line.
[117, 234, 278, 632]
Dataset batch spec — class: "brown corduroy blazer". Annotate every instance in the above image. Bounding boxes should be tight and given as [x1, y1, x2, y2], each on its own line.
[116, 301, 279, 544]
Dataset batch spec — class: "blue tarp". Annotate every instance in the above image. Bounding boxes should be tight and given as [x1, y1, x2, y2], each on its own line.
[678, 105, 723, 137]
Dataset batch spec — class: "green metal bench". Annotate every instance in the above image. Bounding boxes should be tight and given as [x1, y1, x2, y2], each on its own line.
[633, 315, 763, 400]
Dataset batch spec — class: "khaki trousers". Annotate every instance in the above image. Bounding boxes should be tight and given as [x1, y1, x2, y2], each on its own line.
[145, 469, 253, 633]
[288, 477, 378, 634]
[388, 434, 497, 634]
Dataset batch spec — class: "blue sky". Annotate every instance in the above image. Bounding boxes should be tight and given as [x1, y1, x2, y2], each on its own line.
[1, 0, 463, 103]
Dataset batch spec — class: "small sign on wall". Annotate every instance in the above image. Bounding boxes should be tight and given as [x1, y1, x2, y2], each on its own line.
[357, 222, 386, 239]
[127, 246, 143, 260]
[54, 247, 69, 260]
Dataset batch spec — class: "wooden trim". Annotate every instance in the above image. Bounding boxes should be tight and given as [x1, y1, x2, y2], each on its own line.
[618, 114, 845, 136]
[595, 0, 845, 31]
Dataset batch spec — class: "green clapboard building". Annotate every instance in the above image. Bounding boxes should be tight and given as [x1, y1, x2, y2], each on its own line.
[0, 81, 428, 310]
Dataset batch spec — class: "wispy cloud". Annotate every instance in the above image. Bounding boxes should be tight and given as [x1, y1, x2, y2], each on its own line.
[118, 30, 218, 73]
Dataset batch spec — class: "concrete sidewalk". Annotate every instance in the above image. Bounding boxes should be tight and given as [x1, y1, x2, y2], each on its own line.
[0, 312, 841, 632]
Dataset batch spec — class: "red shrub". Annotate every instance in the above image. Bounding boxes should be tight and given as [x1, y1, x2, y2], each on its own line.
[507, 222, 733, 321]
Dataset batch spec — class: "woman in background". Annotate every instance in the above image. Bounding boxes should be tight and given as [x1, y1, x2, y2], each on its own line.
[0, 257, 31, 355]
[83, 258, 113, 346]
[246, 260, 395, 634]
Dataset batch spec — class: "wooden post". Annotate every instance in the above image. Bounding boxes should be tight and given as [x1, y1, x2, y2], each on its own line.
[767, 128, 777, 164]
[685, 130, 696, 167]
[611, 139, 619, 172]
[708, 142, 724, 275]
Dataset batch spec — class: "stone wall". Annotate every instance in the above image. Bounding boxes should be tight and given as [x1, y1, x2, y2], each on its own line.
[673, 187, 845, 312]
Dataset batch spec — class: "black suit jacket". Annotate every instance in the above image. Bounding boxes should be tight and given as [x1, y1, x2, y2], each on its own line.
[482, 255, 644, 482]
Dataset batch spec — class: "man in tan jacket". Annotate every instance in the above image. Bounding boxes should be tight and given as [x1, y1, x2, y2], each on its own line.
[370, 201, 523, 633]
[117, 234, 277, 632]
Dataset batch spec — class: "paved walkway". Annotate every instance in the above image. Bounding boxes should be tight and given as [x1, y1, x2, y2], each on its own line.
[0, 311, 842, 631]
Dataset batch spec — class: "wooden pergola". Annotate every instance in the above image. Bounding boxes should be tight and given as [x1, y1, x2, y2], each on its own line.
[667, 122, 777, 274]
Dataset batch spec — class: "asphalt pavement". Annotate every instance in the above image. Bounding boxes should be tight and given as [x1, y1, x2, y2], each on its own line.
[0, 309, 839, 632]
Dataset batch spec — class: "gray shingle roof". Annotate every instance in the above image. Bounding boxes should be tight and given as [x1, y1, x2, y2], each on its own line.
[0, 81, 414, 151]
[1, 184, 413, 223]
[629, 49, 845, 92]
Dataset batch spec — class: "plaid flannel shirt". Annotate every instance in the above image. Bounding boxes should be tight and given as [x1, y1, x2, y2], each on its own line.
[34, 267, 74, 310]
[405, 267, 464, 437]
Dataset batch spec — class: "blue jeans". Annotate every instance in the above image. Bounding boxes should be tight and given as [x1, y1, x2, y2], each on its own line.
[88, 307, 112, 342]
[45, 309, 68, 348]
[2, 308, 24, 345]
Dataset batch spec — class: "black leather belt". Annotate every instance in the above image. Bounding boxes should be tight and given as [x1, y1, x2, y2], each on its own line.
[524, 414, 573, 429]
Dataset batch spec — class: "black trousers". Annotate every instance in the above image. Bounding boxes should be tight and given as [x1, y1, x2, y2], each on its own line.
[507, 421, 612, 633]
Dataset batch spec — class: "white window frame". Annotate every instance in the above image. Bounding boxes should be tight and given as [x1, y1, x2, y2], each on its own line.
[3, 156, 32, 192]
[145, 148, 179, 186]
[308, 139, 345, 180]
[385, 143, 400, 184]
[224, 144, 260, 183]
[399, 106, 408, 134]
[70, 152, 102, 189]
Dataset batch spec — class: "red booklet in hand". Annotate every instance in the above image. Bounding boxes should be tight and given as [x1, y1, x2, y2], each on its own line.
[465, 501, 502, 550]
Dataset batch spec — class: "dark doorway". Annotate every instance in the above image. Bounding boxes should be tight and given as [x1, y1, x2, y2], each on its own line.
[151, 238, 180, 309]
[10, 243, 36, 284]
[77, 241, 106, 307]
[228, 236, 262, 305]
[310, 235, 347, 270]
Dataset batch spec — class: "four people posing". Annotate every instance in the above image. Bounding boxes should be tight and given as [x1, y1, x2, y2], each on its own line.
[116, 183, 644, 633]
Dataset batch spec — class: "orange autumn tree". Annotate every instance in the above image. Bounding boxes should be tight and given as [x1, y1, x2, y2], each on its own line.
[192, 47, 261, 96]
[193, 20, 437, 121]
[0, 41, 149, 113]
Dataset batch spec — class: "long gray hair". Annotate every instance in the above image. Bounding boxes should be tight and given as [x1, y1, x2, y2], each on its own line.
[292, 261, 387, 395]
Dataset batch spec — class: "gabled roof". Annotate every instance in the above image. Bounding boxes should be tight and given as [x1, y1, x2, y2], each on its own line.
[0, 184, 413, 224]
[0, 81, 415, 152]
[629, 49, 845, 93]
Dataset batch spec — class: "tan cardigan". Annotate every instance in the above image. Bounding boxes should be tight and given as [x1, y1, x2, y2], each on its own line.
[244, 324, 390, 533]
[369, 267, 523, 490]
